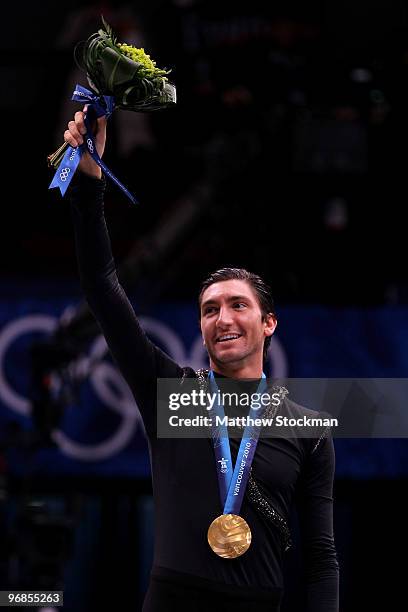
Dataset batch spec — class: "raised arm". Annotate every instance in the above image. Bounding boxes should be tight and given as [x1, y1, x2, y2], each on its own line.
[64, 110, 183, 433]
[296, 434, 340, 611]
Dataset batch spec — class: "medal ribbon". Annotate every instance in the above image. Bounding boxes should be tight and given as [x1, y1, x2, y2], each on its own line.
[208, 370, 268, 515]
[49, 84, 139, 205]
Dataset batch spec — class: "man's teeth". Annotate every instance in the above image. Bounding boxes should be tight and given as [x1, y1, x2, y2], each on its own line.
[218, 334, 240, 342]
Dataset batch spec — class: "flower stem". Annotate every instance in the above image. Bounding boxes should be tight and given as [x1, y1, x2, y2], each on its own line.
[47, 141, 69, 169]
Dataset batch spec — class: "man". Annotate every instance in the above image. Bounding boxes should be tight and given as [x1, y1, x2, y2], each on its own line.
[65, 110, 339, 611]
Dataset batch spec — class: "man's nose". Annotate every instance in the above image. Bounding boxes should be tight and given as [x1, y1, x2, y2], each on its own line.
[216, 307, 233, 327]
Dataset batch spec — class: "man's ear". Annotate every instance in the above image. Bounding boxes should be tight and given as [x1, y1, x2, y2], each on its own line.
[264, 313, 277, 337]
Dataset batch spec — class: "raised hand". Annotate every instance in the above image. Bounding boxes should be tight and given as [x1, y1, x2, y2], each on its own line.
[64, 106, 107, 179]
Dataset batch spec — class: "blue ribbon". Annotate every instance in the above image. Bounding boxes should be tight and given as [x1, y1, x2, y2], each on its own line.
[49, 84, 138, 205]
[208, 371, 268, 515]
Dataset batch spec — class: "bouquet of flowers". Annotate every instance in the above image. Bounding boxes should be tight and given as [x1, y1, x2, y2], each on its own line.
[48, 18, 176, 203]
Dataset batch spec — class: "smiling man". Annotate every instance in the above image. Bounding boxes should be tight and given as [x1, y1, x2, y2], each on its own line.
[65, 110, 339, 611]
[199, 270, 277, 379]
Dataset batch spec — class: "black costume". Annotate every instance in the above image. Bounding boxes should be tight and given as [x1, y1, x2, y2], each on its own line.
[70, 174, 339, 611]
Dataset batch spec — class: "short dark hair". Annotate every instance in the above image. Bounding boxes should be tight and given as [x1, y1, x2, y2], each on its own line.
[198, 267, 276, 360]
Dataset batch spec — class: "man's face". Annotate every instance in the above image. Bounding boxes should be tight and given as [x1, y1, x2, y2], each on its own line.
[199, 279, 276, 372]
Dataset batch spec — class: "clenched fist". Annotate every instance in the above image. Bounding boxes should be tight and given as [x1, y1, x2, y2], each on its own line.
[64, 106, 107, 179]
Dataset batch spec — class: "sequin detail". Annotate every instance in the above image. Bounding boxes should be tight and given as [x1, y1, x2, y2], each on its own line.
[311, 425, 331, 454]
[247, 472, 292, 551]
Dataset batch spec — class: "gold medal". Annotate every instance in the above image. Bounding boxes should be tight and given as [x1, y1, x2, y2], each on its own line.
[207, 513, 251, 559]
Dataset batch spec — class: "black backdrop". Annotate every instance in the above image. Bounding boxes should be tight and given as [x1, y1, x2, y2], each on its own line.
[1, 1, 408, 610]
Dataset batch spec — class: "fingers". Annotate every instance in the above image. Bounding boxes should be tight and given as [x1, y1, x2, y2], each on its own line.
[63, 109, 107, 152]
[74, 110, 87, 134]
[82, 104, 107, 132]
[64, 111, 87, 148]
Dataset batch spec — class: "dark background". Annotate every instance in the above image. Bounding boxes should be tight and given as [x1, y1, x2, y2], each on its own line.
[1, 1, 408, 610]
[4, 0, 408, 304]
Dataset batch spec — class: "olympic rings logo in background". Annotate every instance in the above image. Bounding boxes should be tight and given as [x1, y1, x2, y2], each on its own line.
[0, 314, 288, 461]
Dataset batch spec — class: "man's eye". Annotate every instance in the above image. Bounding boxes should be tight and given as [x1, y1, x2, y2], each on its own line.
[233, 303, 246, 309]
[204, 307, 216, 315]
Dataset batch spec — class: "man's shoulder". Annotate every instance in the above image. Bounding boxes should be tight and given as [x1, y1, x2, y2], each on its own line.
[283, 397, 320, 419]
[279, 396, 335, 453]
[180, 366, 205, 384]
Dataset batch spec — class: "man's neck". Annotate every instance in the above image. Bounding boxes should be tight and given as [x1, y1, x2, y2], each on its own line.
[210, 360, 263, 380]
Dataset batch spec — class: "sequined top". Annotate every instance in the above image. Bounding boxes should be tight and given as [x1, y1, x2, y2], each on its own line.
[70, 174, 339, 611]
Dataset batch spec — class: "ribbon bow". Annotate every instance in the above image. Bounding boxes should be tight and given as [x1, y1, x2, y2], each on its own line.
[49, 85, 138, 205]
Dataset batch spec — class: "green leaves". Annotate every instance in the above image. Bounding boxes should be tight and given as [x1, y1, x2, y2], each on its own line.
[77, 18, 176, 111]
[101, 15, 116, 44]
[48, 18, 176, 170]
